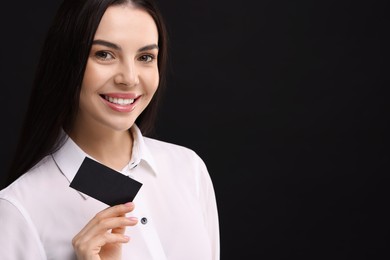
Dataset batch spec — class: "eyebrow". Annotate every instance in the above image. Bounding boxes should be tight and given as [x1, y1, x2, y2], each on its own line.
[92, 39, 159, 52]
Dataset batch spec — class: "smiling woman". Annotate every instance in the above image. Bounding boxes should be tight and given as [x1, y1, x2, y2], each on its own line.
[70, 5, 161, 166]
[0, 0, 219, 259]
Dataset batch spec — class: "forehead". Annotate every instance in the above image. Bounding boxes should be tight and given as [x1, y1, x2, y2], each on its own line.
[94, 5, 158, 45]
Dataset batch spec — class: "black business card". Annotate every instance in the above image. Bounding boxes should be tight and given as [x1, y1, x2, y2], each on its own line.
[70, 157, 142, 206]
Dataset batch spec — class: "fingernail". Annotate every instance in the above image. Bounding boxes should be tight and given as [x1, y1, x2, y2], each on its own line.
[127, 217, 138, 221]
[124, 202, 134, 208]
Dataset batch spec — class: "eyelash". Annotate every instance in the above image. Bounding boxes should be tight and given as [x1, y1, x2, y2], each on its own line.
[95, 51, 114, 61]
[94, 51, 156, 63]
[138, 54, 155, 63]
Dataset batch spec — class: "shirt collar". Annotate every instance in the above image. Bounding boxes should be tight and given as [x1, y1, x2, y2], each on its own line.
[52, 132, 89, 185]
[52, 125, 159, 198]
[130, 125, 159, 176]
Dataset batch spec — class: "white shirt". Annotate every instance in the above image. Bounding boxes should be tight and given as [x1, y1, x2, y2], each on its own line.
[0, 125, 219, 260]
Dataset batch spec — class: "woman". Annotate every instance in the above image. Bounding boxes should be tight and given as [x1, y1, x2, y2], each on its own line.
[0, 0, 219, 259]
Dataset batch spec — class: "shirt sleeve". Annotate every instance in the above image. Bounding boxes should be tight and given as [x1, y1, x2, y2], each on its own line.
[196, 156, 220, 260]
[0, 198, 47, 260]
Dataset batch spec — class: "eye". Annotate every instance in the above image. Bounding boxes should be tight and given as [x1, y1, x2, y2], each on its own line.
[138, 54, 155, 63]
[95, 51, 114, 61]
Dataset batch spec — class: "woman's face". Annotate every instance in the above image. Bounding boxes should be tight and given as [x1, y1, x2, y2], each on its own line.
[76, 4, 159, 133]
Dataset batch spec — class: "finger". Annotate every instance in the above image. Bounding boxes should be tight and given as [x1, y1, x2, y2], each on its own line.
[93, 232, 130, 248]
[95, 202, 135, 219]
[75, 215, 137, 243]
[112, 216, 138, 235]
[72, 216, 134, 249]
[73, 232, 130, 255]
[76, 202, 135, 237]
[93, 215, 138, 233]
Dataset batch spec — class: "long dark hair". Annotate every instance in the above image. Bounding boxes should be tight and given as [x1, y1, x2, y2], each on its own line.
[6, 0, 169, 186]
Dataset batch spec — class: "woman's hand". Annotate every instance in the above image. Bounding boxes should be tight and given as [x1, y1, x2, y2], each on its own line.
[72, 202, 138, 260]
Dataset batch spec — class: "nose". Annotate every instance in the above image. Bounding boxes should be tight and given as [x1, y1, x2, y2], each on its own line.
[114, 60, 139, 87]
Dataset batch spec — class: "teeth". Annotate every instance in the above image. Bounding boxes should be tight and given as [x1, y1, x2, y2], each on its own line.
[105, 95, 135, 105]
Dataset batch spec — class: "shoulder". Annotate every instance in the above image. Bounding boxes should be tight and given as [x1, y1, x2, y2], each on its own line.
[0, 155, 60, 206]
[144, 136, 193, 152]
[0, 161, 51, 259]
[144, 136, 204, 163]
[142, 137, 212, 188]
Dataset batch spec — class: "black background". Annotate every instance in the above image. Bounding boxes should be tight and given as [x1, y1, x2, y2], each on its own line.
[0, 1, 389, 259]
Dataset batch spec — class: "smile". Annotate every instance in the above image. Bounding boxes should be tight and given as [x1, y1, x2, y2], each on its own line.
[103, 95, 135, 105]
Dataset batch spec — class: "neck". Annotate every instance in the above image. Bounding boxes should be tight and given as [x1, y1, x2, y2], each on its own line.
[68, 125, 133, 171]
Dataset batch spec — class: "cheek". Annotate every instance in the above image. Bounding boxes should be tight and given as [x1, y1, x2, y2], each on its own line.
[147, 71, 160, 95]
[81, 61, 107, 93]
[81, 64, 95, 94]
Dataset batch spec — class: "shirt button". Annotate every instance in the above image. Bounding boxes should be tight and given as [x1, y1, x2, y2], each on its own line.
[141, 217, 148, 225]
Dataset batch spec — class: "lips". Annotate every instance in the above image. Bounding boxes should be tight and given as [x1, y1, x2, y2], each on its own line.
[100, 93, 140, 112]
[104, 95, 135, 105]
